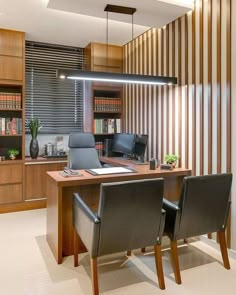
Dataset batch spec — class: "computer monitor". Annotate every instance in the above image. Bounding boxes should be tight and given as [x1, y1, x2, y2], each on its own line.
[133, 134, 148, 161]
[112, 133, 136, 156]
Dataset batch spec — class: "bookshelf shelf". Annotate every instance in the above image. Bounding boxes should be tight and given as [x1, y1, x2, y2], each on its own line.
[94, 111, 122, 114]
[0, 134, 22, 137]
[0, 108, 23, 111]
[0, 160, 24, 165]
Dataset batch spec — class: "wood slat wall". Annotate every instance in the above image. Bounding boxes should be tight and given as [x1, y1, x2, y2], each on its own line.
[123, 0, 231, 175]
[123, 0, 231, 244]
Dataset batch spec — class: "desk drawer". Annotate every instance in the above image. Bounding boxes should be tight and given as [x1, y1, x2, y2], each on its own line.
[0, 164, 23, 184]
[0, 183, 23, 204]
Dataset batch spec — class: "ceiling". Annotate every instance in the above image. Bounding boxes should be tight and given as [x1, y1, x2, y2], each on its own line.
[0, 0, 193, 48]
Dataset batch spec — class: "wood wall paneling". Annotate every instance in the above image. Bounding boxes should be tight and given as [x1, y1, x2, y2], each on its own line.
[123, 0, 231, 243]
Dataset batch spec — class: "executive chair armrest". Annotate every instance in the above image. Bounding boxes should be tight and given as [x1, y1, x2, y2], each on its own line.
[73, 193, 101, 257]
[157, 209, 166, 244]
[163, 198, 181, 240]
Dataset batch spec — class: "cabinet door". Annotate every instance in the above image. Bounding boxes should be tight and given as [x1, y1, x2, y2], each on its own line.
[0, 183, 23, 204]
[0, 164, 23, 184]
[0, 30, 24, 57]
[25, 163, 66, 200]
[92, 43, 123, 71]
[0, 56, 23, 81]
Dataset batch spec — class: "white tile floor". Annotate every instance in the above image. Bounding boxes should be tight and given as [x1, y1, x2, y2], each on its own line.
[0, 209, 235, 295]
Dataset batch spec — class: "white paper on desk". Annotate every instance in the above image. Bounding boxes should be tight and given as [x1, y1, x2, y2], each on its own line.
[89, 167, 134, 175]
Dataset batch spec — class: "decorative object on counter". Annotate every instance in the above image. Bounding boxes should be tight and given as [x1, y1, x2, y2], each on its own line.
[26, 118, 42, 159]
[164, 154, 179, 168]
[149, 158, 156, 170]
[8, 148, 19, 160]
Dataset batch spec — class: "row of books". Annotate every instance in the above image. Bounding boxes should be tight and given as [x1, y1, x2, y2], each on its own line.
[0, 117, 22, 135]
[94, 97, 121, 112]
[94, 118, 121, 134]
[0, 92, 22, 109]
[95, 142, 104, 157]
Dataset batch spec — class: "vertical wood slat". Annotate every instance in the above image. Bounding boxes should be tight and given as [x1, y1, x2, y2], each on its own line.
[172, 23, 176, 155]
[178, 18, 183, 170]
[226, 0, 232, 249]
[192, 2, 196, 176]
[185, 14, 189, 169]
[208, 0, 213, 175]
[200, 0, 204, 175]
[217, 0, 222, 173]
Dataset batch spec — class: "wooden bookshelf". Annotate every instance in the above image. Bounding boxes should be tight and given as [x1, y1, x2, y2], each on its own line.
[0, 29, 25, 205]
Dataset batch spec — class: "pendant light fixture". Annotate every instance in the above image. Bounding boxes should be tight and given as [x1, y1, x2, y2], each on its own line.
[58, 4, 177, 86]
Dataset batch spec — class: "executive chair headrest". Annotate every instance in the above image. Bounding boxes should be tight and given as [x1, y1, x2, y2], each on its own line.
[68, 133, 95, 148]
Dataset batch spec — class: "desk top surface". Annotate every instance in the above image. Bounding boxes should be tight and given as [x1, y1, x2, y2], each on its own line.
[47, 157, 191, 187]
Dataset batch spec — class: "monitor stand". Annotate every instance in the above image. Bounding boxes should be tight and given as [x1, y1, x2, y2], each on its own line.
[131, 156, 148, 165]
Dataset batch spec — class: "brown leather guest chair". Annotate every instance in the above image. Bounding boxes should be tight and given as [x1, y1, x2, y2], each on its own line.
[163, 173, 232, 284]
[73, 178, 166, 294]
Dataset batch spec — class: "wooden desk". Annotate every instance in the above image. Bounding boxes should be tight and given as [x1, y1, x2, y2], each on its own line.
[46, 157, 191, 264]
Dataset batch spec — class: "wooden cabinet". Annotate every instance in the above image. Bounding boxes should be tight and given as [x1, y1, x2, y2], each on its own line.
[84, 42, 124, 156]
[25, 161, 66, 200]
[0, 29, 25, 84]
[0, 29, 25, 206]
[85, 42, 123, 73]
[0, 162, 23, 204]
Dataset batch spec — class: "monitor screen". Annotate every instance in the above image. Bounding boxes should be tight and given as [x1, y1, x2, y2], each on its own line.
[133, 134, 148, 158]
[112, 133, 135, 155]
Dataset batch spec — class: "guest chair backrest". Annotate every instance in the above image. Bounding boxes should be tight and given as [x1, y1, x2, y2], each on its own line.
[68, 132, 102, 170]
[96, 178, 164, 256]
[177, 173, 232, 240]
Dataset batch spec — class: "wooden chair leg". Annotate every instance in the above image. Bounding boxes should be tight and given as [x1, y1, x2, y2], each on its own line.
[141, 247, 146, 253]
[73, 228, 79, 267]
[218, 231, 230, 270]
[170, 240, 182, 284]
[127, 250, 131, 256]
[154, 244, 165, 290]
[90, 257, 99, 295]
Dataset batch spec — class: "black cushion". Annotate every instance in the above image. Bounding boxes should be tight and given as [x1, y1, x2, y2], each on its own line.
[163, 173, 232, 240]
[73, 178, 165, 257]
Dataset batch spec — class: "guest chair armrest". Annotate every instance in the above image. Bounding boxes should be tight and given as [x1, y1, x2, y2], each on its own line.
[163, 198, 181, 240]
[157, 209, 166, 244]
[73, 193, 101, 257]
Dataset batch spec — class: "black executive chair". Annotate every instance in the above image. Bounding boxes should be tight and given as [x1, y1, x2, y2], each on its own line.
[163, 173, 232, 285]
[73, 178, 166, 294]
[68, 132, 103, 170]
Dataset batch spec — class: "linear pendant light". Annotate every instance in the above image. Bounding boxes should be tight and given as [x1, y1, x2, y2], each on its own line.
[58, 4, 177, 86]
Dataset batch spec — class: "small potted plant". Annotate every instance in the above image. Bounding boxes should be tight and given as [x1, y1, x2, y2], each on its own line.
[8, 148, 20, 160]
[26, 118, 42, 159]
[164, 154, 179, 168]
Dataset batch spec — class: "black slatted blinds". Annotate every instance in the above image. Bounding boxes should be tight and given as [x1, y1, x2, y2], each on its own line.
[25, 41, 84, 134]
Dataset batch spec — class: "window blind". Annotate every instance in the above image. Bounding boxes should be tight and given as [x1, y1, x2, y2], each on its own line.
[25, 41, 84, 134]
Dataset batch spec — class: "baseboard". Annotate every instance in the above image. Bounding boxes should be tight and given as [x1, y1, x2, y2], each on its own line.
[0, 199, 46, 213]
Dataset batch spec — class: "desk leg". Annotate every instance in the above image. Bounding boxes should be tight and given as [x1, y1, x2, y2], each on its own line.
[46, 175, 63, 264]
[164, 176, 184, 201]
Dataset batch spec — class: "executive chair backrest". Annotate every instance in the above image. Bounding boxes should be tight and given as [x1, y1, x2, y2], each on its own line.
[68, 132, 102, 169]
[176, 173, 232, 240]
[97, 178, 164, 256]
